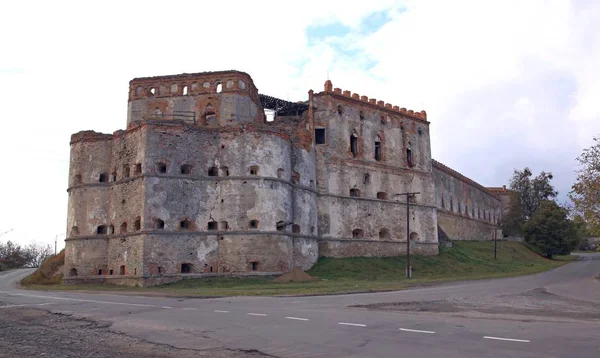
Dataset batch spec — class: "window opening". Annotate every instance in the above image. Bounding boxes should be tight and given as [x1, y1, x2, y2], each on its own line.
[207, 221, 218, 230]
[292, 224, 300, 234]
[379, 228, 390, 239]
[315, 128, 326, 144]
[208, 167, 219, 176]
[407, 142, 414, 167]
[155, 219, 165, 229]
[352, 229, 363, 238]
[350, 132, 358, 157]
[350, 188, 361, 197]
[119, 265, 125, 275]
[249, 165, 259, 175]
[181, 164, 192, 175]
[377, 192, 388, 200]
[157, 162, 167, 174]
[181, 263, 191, 273]
[134, 217, 141, 231]
[96, 225, 107, 235]
[120, 222, 127, 233]
[251, 261, 259, 271]
[99, 173, 108, 183]
[375, 136, 382, 161]
[249, 220, 259, 229]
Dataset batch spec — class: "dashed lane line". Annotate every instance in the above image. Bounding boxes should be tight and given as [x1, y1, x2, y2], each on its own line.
[285, 316, 309, 321]
[483, 336, 530, 343]
[214, 310, 229, 313]
[247, 313, 267, 316]
[338, 322, 367, 327]
[161, 306, 173, 309]
[399, 328, 436, 334]
[182, 308, 198, 311]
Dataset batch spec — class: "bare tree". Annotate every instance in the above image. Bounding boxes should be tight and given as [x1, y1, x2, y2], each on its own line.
[24, 242, 53, 268]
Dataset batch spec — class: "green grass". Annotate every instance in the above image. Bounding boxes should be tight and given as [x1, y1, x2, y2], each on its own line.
[23, 242, 571, 297]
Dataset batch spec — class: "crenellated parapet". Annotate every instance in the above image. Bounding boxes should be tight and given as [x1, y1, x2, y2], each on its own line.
[128, 70, 259, 104]
[321, 79, 427, 122]
[70, 130, 113, 145]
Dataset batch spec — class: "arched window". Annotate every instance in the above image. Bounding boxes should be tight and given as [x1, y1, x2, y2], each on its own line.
[377, 192, 388, 200]
[219, 221, 229, 230]
[292, 224, 300, 234]
[69, 268, 78, 277]
[379, 228, 390, 239]
[216, 83, 222, 93]
[182, 85, 188, 95]
[181, 164, 192, 175]
[407, 142, 414, 167]
[208, 167, 219, 176]
[71, 226, 79, 235]
[123, 165, 130, 178]
[249, 220, 259, 229]
[156, 162, 167, 174]
[249, 165, 259, 175]
[220, 166, 229, 176]
[135, 163, 142, 175]
[180, 219, 192, 230]
[207, 221, 218, 230]
[441, 194, 445, 208]
[350, 131, 358, 157]
[96, 225, 107, 235]
[410, 232, 419, 241]
[374, 135, 382, 161]
[154, 219, 165, 230]
[350, 188, 361, 197]
[134, 217, 141, 231]
[119, 265, 126, 275]
[277, 168, 284, 178]
[120, 222, 127, 233]
[181, 263, 192, 273]
[99, 173, 108, 183]
[352, 229, 364, 238]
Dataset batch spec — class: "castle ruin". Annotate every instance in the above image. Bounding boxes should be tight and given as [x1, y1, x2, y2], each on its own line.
[65, 70, 508, 286]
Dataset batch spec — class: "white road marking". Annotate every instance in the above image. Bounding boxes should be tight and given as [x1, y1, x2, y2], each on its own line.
[161, 306, 172, 309]
[1, 292, 156, 308]
[399, 328, 436, 334]
[247, 313, 267, 316]
[338, 322, 367, 327]
[285, 316, 309, 321]
[214, 310, 229, 313]
[182, 308, 197, 311]
[483, 336, 530, 343]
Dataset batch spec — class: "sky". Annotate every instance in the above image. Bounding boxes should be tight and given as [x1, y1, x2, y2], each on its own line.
[1, 0, 599, 250]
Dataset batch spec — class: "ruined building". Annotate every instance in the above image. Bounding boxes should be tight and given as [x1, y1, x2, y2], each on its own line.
[65, 70, 505, 286]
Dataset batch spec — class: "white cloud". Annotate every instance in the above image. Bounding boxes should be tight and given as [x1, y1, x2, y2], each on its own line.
[0, 0, 598, 248]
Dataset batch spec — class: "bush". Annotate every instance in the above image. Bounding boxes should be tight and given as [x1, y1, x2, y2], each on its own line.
[20, 250, 65, 285]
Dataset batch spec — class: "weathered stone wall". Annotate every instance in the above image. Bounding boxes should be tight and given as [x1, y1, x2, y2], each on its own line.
[312, 81, 439, 257]
[433, 160, 502, 240]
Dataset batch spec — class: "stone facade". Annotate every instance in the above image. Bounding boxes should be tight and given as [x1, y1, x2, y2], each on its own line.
[64, 70, 505, 286]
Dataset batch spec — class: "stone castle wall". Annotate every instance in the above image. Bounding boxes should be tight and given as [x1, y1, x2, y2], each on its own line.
[64, 70, 508, 286]
[433, 160, 502, 241]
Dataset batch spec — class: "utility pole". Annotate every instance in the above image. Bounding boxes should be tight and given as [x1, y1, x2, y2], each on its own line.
[395, 192, 420, 278]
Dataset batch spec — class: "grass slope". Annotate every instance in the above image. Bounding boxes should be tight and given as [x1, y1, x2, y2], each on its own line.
[20, 250, 65, 285]
[23, 242, 575, 297]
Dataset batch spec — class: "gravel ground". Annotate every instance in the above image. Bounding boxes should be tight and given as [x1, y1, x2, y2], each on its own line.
[0, 304, 269, 358]
[353, 288, 600, 322]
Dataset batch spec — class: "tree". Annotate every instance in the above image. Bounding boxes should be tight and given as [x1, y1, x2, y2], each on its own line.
[24, 242, 53, 268]
[500, 167, 558, 235]
[569, 136, 600, 236]
[0, 240, 29, 269]
[522, 201, 579, 258]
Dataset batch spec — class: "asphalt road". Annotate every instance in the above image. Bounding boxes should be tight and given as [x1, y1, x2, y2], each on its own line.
[1, 254, 599, 358]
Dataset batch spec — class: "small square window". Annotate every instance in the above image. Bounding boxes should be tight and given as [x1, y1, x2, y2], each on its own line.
[315, 128, 326, 144]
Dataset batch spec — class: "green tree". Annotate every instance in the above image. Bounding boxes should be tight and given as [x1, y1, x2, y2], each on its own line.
[500, 167, 558, 235]
[569, 136, 600, 236]
[522, 201, 579, 258]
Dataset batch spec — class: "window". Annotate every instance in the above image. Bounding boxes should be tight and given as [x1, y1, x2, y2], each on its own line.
[291, 171, 300, 184]
[182, 85, 188, 95]
[315, 128, 326, 144]
[154, 219, 165, 229]
[441, 194, 445, 208]
[350, 188, 361, 197]
[220, 166, 229, 176]
[249, 165, 259, 175]
[98, 269, 103, 275]
[134, 217, 141, 231]
[352, 229, 363, 238]
[377, 192, 388, 200]
[181, 263, 191, 273]
[251, 261, 259, 271]
[157, 162, 167, 174]
[350, 132, 358, 157]
[379, 228, 390, 239]
[149, 87, 155, 95]
[207, 221, 218, 230]
[123, 165, 130, 178]
[249, 220, 259, 229]
[110, 172, 117, 182]
[410, 232, 419, 241]
[135, 163, 142, 175]
[119, 265, 125, 275]
[337, 104, 343, 115]
[276, 221, 286, 231]
[216, 83, 223, 93]
[359, 110, 365, 120]
[180, 219, 191, 230]
[99, 173, 108, 183]
[109, 269, 114, 275]
[375, 136, 382, 161]
[450, 196, 454, 211]
[219, 221, 228, 230]
[181, 164, 192, 175]
[292, 224, 300, 234]
[96, 225, 107, 235]
[407, 142, 414, 167]
[208, 167, 219, 176]
[364, 173, 370, 185]
[71, 226, 79, 235]
[120, 222, 127, 233]
[69, 268, 78, 277]
[74, 174, 82, 184]
[277, 168, 284, 179]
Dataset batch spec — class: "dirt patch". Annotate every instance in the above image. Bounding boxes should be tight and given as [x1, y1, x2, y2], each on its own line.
[352, 288, 600, 321]
[0, 304, 269, 358]
[274, 267, 319, 283]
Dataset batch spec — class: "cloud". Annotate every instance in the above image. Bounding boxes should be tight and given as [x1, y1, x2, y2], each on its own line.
[0, 0, 598, 248]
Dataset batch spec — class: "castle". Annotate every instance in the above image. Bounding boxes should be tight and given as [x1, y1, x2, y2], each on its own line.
[64, 70, 509, 286]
